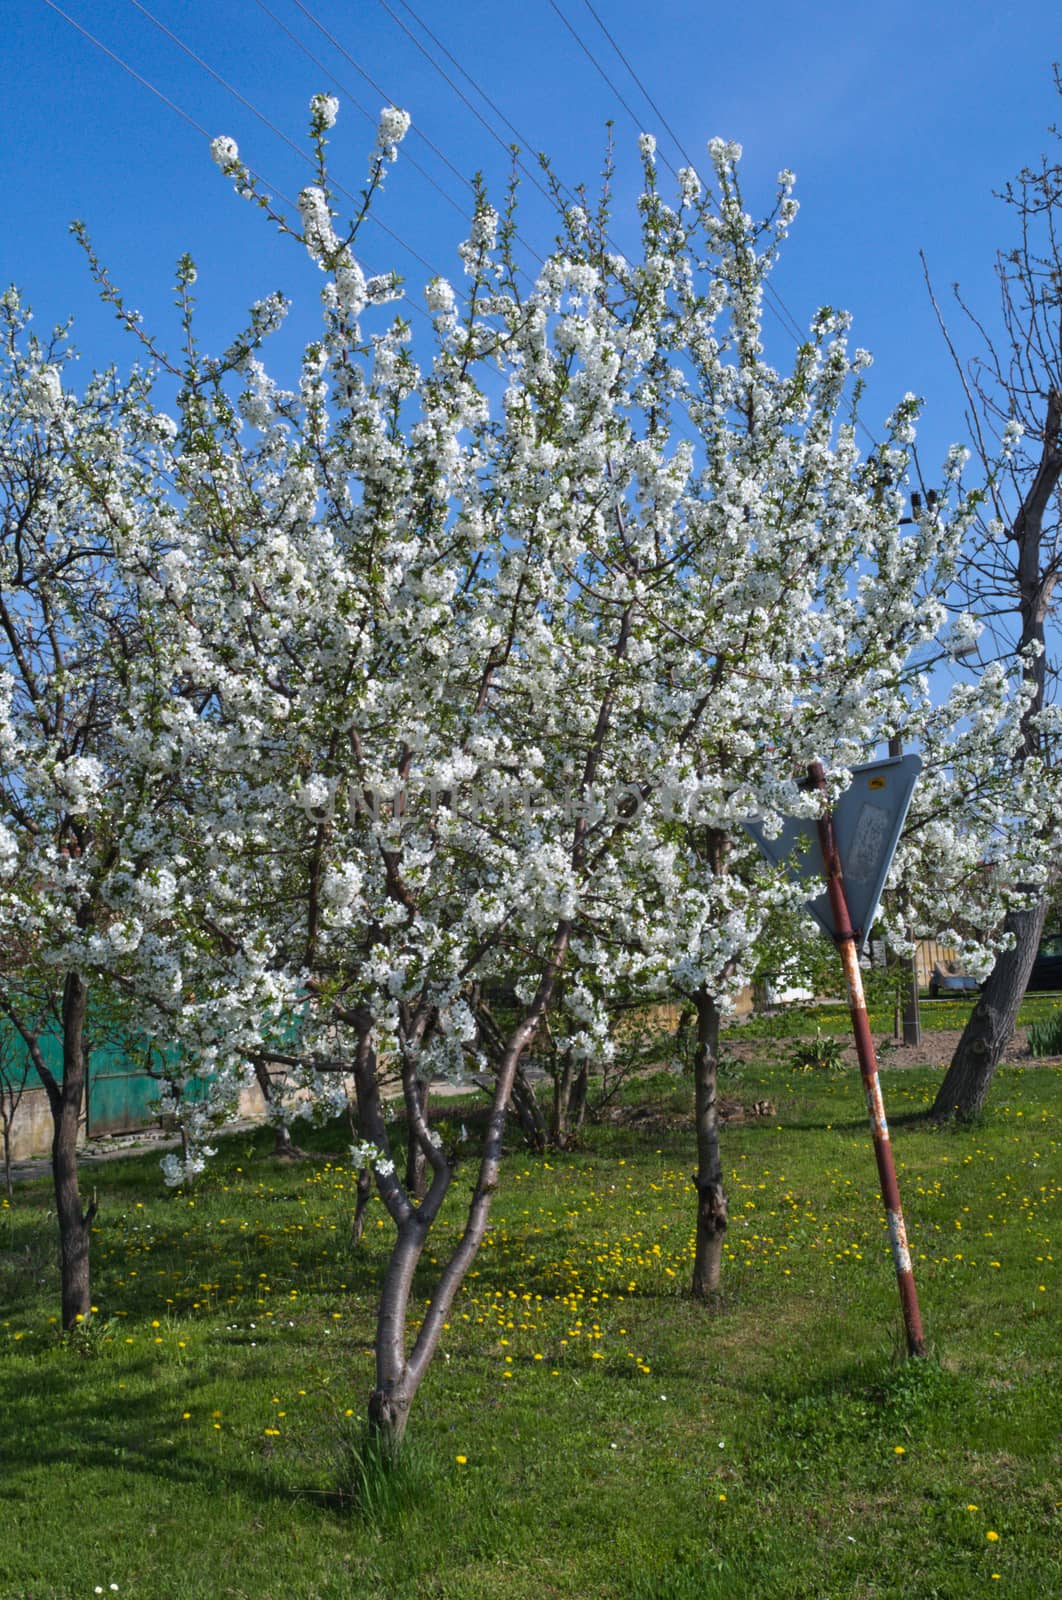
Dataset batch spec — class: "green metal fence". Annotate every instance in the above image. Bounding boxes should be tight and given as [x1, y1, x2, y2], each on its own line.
[1, 1019, 214, 1138]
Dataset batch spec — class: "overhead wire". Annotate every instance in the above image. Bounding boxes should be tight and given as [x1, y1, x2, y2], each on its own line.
[283, 0, 474, 199]
[279, 0, 545, 268]
[375, 0, 623, 258]
[382, 0, 538, 163]
[575, 0, 807, 348]
[361, 0, 850, 444]
[372, 0, 556, 213]
[40, 0, 292, 206]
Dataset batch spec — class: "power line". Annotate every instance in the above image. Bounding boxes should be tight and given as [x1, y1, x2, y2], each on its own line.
[385, 0, 535, 159]
[39, 0, 432, 325]
[376, 0, 611, 256]
[257, 0, 550, 275]
[373, 0, 555, 217]
[39, 0, 297, 215]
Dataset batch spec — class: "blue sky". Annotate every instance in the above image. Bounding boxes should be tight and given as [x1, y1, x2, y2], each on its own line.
[3, 0, 1059, 482]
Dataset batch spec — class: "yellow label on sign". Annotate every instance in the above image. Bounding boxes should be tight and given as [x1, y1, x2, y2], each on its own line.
[868, 776, 886, 790]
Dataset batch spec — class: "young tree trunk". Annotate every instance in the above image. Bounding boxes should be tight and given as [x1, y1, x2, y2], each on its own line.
[511, 1060, 548, 1152]
[404, 1078, 430, 1200]
[352, 1165, 373, 1245]
[54, 972, 95, 1329]
[691, 985, 728, 1301]
[569, 1060, 589, 1137]
[551, 1050, 573, 1146]
[7, 979, 96, 1324]
[251, 1058, 303, 1158]
[362, 928, 571, 1459]
[930, 900, 1047, 1122]
[2, 1118, 13, 1201]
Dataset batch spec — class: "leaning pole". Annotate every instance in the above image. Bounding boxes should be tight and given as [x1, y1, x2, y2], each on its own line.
[808, 760, 926, 1358]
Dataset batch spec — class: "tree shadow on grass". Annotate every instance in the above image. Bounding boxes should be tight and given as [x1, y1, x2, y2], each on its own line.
[0, 1350, 375, 1523]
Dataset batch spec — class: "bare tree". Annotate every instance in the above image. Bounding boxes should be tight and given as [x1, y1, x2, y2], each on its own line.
[927, 77, 1062, 1121]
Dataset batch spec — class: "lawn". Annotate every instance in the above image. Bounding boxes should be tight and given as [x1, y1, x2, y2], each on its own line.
[1, 1050, 1059, 1600]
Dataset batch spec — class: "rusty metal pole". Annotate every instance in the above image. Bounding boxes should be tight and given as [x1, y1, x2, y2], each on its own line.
[809, 761, 927, 1357]
[887, 736, 922, 1045]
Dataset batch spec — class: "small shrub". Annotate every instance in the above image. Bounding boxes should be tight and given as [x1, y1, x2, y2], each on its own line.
[787, 1028, 846, 1075]
[332, 1426, 431, 1521]
[1027, 1009, 1062, 1056]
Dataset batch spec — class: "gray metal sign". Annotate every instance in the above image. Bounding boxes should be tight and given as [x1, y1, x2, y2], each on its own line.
[746, 754, 922, 948]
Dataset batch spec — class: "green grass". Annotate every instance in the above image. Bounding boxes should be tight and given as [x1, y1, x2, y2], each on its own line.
[1, 1059, 1059, 1599]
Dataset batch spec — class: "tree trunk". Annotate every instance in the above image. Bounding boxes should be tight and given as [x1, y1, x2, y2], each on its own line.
[930, 899, 1046, 1122]
[367, 1382, 412, 1462]
[352, 1164, 373, 1245]
[55, 972, 95, 1329]
[691, 985, 728, 1301]
[569, 1060, 588, 1135]
[251, 1058, 304, 1158]
[404, 1078, 430, 1200]
[551, 1050, 574, 1146]
[2, 1117, 13, 1201]
[363, 926, 572, 1459]
[510, 1061, 548, 1152]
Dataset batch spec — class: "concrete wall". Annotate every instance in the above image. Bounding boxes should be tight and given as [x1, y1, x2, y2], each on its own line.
[3, 1084, 65, 1163]
[4, 1075, 271, 1165]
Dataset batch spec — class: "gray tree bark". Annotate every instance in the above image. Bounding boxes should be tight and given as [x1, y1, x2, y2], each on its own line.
[931, 900, 1047, 1122]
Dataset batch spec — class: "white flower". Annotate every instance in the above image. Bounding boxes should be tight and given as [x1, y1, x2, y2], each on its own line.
[310, 92, 339, 131]
[25, 365, 62, 419]
[425, 277, 456, 316]
[297, 186, 339, 260]
[296, 775, 337, 817]
[211, 135, 240, 171]
[375, 106, 411, 161]
[638, 132, 657, 162]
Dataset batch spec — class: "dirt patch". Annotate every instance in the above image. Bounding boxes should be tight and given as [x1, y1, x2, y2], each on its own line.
[602, 1096, 776, 1133]
[723, 1024, 1060, 1073]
